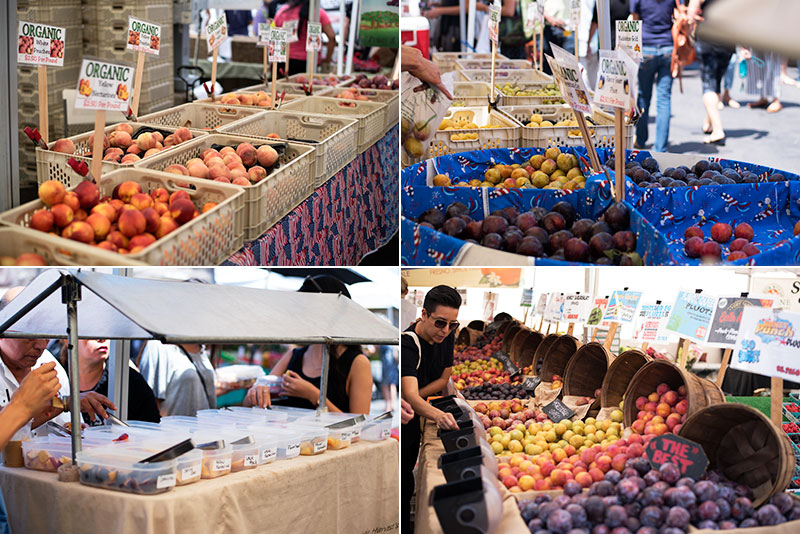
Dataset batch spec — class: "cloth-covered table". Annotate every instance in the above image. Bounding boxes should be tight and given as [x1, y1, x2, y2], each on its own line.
[0, 439, 398, 534]
[226, 127, 399, 265]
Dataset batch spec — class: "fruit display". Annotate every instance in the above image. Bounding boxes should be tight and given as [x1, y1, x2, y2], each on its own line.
[50, 124, 195, 164]
[497, 83, 564, 104]
[463, 382, 527, 400]
[452, 356, 513, 391]
[78, 458, 175, 495]
[473, 401, 547, 431]
[683, 222, 761, 263]
[0, 253, 46, 266]
[524, 114, 592, 139]
[454, 336, 503, 363]
[630, 383, 688, 435]
[218, 91, 276, 107]
[347, 73, 397, 91]
[159, 142, 283, 185]
[24, 448, 72, 472]
[551, 374, 563, 390]
[293, 74, 355, 87]
[781, 422, 799, 433]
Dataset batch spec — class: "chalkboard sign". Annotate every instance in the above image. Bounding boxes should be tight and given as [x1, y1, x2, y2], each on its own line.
[494, 351, 520, 376]
[542, 399, 575, 422]
[522, 376, 541, 393]
[645, 434, 708, 480]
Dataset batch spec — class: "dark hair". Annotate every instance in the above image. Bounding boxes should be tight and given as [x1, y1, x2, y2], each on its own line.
[423, 285, 462, 315]
[289, 0, 310, 27]
[298, 275, 351, 299]
[494, 312, 513, 322]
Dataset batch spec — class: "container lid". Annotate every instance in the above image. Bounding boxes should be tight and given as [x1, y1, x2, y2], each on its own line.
[215, 364, 265, 382]
[76, 447, 178, 471]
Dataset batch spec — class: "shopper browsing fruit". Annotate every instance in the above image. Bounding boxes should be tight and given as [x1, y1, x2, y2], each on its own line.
[275, 0, 337, 75]
[400, 285, 462, 534]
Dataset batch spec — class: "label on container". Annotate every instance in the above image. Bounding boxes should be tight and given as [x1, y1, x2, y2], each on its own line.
[257, 23, 270, 48]
[244, 454, 258, 467]
[261, 447, 277, 463]
[284, 20, 299, 43]
[269, 29, 287, 62]
[488, 5, 501, 44]
[75, 59, 134, 112]
[18, 21, 65, 67]
[206, 13, 228, 51]
[157, 473, 176, 489]
[127, 17, 161, 55]
[306, 22, 322, 51]
[313, 440, 326, 453]
[212, 458, 231, 472]
[340, 430, 352, 442]
[380, 427, 391, 439]
[287, 442, 300, 456]
[181, 465, 200, 481]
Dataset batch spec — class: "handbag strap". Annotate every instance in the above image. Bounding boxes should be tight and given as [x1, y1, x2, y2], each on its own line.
[178, 346, 212, 402]
[402, 332, 423, 371]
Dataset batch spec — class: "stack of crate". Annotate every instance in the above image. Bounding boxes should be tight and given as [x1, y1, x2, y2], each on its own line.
[82, 0, 174, 115]
[16, 0, 84, 186]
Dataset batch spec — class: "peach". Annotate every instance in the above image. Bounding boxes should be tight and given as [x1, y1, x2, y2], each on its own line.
[647, 392, 660, 402]
[103, 152, 122, 162]
[656, 383, 670, 395]
[201, 202, 217, 214]
[186, 160, 209, 179]
[62, 191, 80, 212]
[256, 145, 279, 167]
[136, 132, 158, 151]
[611, 453, 628, 472]
[219, 146, 236, 156]
[540, 461, 555, 477]
[129, 193, 154, 211]
[236, 143, 257, 166]
[662, 390, 678, 406]
[51, 203, 74, 228]
[141, 208, 161, 234]
[164, 164, 189, 176]
[120, 154, 140, 164]
[114, 123, 134, 135]
[205, 156, 225, 168]
[74, 181, 100, 210]
[30, 209, 54, 232]
[675, 399, 688, 415]
[238, 94, 253, 106]
[247, 165, 267, 182]
[127, 144, 142, 155]
[150, 188, 169, 203]
[144, 148, 161, 158]
[174, 127, 192, 143]
[534, 478, 551, 491]
[229, 165, 248, 178]
[202, 149, 221, 160]
[170, 198, 195, 224]
[62, 221, 94, 243]
[129, 233, 156, 249]
[266, 133, 281, 139]
[117, 181, 142, 203]
[96, 241, 118, 252]
[550, 469, 567, 488]
[665, 413, 682, 430]
[656, 403, 671, 418]
[109, 130, 132, 148]
[118, 209, 146, 237]
[91, 203, 117, 224]
[580, 448, 597, 465]
[208, 165, 231, 180]
[163, 134, 178, 147]
[152, 132, 163, 143]
[635, 396, 648, 410]
[88, 133, 109, 152]
[644, 401, 658, 413]
[109, 199, 124, 212]
[213, 176, 231, 183]
[232, 177, 250, 186]
[86, 213, 111, 241]
[588, 468, 605, 482]
[38, 180, 66, 206]
[575, 471, 593, 488]
[518, 474, 535, 491]
[153, 201, 169, 215]
[16, 253, 46, 266]
[223, 153, 243, 168]
[51, 138, 75, 154]
[169, 190, 190, 206]
[595, 455, 612, 471]
[108, 230, 129, 249]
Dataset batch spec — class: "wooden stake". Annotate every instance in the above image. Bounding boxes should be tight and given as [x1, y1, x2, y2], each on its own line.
[590, 327, 598, 342]
[524, 307, 530, 324]
[210, 48, 219, 101]
[567, 323, 574, 336]
[272, 60, 278, 108]
[716, 348, 732, 387]
[640, 342, 649, 352]
[546, 322, 551, 335]
[677, 338, 688, 368]
[574, 31, 578, 61]
[537, 317, 544, 331]
[37, 66, 48, 143]
[539, 25, 544, 72]
[574, 111, 602, 173]
[603, 323, 618, 350]
[532, 32, 538, 70]
[91, 110, 105, 180]
[490, 39, 498, 104]
[130, 51, 146, 117]
[263, 46, 268, 81]
[286, 56, 290, 81]
[614, 109, 625, 202]
[771, 376, 783, 426]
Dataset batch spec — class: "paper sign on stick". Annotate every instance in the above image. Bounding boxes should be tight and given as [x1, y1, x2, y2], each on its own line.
[732, 308, 800, 381]
[603, 290, 643, 323]
[18, 21, 65, 67]
[127, 17, 161, 55]
[550, 45, 593, 114]
[75, 59, 134, 112]
[206, 14, 228, 51]
[665, 291, 717, 342]
[594, 49, 638, 109]
[307, 22, 322, 51]
[633, 303, 672, 343]
[616, 20, 642, 61]
[284, 20, 299, 43]
[706, 296, 774, 348]
[269, 29, 287, 62]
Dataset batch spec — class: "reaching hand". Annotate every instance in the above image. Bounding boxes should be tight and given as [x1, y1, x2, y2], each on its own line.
[11, 362, 61, 420]
[400, 399, 415, 424]
[434, 409, 458, 430]
[79, 391, 116, 422]
[281, 371, 319, 404]
[245, 385, 272, 408]
[402, 46, 453, 99]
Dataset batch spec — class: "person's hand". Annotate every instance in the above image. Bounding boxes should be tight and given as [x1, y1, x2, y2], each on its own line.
[404, 48, 453, 100]
[78, 391, 116, 422]
[9, 362, 61, 420]
[423, 7, 440, 19]
[281, 371, 319, 404]
[740, 49, 752, 60]
[549, 17, 567, 29]
[400, 399, 414, 424]
[434, 409, 458, 430]
[245, 385, 272, 408]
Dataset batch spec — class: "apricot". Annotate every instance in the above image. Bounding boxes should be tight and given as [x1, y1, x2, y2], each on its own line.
[256, 145, 279, 167]
[38, 180, 66, 207]
[51, 138, 75, 154]
[118, 209, 146, 237]
[62, 191, 80, 212]
[30, 209, 54, 232]
[202, 202, 217, 213]
[86, 213, 111, 241]
[62, 221, 94, 244]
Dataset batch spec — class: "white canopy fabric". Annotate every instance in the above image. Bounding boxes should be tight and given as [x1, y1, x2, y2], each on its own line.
[0, 270, 398, 345]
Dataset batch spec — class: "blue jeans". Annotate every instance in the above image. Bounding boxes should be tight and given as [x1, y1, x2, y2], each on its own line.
[636, 45, 674, 153]
[0, 488, 10, 534]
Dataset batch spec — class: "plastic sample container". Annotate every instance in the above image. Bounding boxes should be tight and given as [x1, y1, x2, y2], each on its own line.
[22, 437, 73, 472]
[214, 364, 265, 390]
[230, 442, 260, 472]
[76, 449, 178, 495]
[360, 419, 393, 441]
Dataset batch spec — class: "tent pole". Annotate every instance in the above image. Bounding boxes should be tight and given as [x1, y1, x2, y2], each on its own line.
[109, 267, 132, 420]
[345, 0, 360, 74]
[459, 0, 467, 52]
[467, 0, 476, 52]
[596, 0, 611, 51]
[317, 341, 332, 415]
[337, 0, 345, 76]
[62, 275, 82, 462]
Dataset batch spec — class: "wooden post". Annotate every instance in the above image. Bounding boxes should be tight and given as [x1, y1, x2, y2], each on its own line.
[537, 317, 544, 331]
[91, 111, 106, 180]
[640, 342, 648, 352]
[272, 60, 278, 108]
[130, 51, 146, 117]
[286, 57, 290, 81]
[574, 30, 578, 61]
[590, 327, 598, 342]
[532, 31, 538, 70]
[771, 377, 783, 426]
[37, 66, 48, 143]
[567, 323, 574, 336]
[614, 109, 625, 202]
[677, 338, 688, 368]
[263, 46, 268, 82]
[603, 323, 618, 350]
[716, 348, 732, 387]
[539, 25, 544, 72]
[524, 307, 530, 324]
[574, 112, 602, 173]
[546, 322, 551, 335]
[490, 39, 498, 104]
[210, 48, 219, 101]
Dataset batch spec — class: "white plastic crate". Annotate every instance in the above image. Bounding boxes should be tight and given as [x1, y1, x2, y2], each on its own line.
[0, 227, 144, 266]
[218, 111, 359, 188]
[431, 52, 506, 73]
[501, 105, 634, 149]
[459, 69, 552, 84]
[195, 90, 310, 108]
[454, 59, 532, 71]
[137, 103, 264, 132]
[451, 82, 493, 107]
[280, 96, 386, 153]
[328, 88, 398, 132]
[0, 170, 244, 266]
[286, 73, 355, 87]
[417, 106, 522, 162]
[136, 133, 315, 241]
[496, 81, 566, 106]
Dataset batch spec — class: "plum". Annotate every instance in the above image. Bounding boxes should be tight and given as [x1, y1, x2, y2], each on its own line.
[442, 217, 466, 237]
[694, 160, 710, 175]
[632, 168, 651, 184]
[563, 480, 582, 497]
[696, 520, 719, 530]
[701, 241, 722, 262]
[643, 470, 660, 486]
[613, 231, 637, 252]
[591, 221, 612, 236]
[595, 257, 614, 265]
[419, 222, 435, 230]
[769, 492, 793, 515]
[550, 230, 574, 251]
[502, 206, 519, 222]
[564, 238, 590, 262]
[659, 463, 681, 484]
[684, 226, 704, 240]
[639, 506, 663, 527]
[642, 158, 659, 173]
[604, 470, 622, 485]
[571, 218, 595, 241]
[684, 236, 704, 258]
[527, 518, 544, 531]
[717, 520, 738, 530]
[768, 173, 786, 182]
[531, 206, 549, 224]
[666, 507, 690, 529]
[693, 481, 718, 502]
[711, 223, 733, 243]
[672, 168, 687, 182]
[624, 503, 642, 519]
[591, 480, 615, 497]
[715, 498, 731, 520]
[593, 526, 610, 534]
[698, 501, 720, 521]
[590, 232, 615, 260]
[619, 253, 643, 266]
[543, 212, 567, 234]
[729, 238, 749, 252]
[465, 221, 483, 240]
[481, 233, 503, 249]
[445, 201, 468, 218]
[624, 517, 640, 532]
[636, 528, 657, 534]
[610, 528, 632, 534]
[535, 494, 552, 505]
[539, 501, 560, 521]
[554, 495, 572, 508]
[515, 212, 539, 232]
[418, 208, 444, 228]
[551, 201, 577, 227]
[547, 509, 573, 534]
[503, 229, 524, 251]
[641, 487, 663, 506]
[483, 215, 508, 234]
[755, 504, 785, 526]
[550, 250, 566, 261]
[517, 236, 545, 257]
[566, 503, 588, 528]
[585, 496, 605, 522]
[604, 203, 630, 232]
[663, 167, 676, 177]
[742, 243, 760, 257]
[675, 477, 695, 489]
[731, 497, 753, 520]
[617, 479, 641, 503]
[602, 496, 621, 507]
[631, 458, 651, 477]
[606, 505, 628, 528]
[739, 518, 758, 528]
[622, 468, 639, 480]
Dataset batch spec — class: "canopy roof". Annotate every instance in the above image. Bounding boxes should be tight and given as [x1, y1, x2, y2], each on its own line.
[0, 270, 398, 345]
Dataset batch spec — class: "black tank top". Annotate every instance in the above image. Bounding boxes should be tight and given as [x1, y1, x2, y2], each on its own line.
[273, 345, 360, 411]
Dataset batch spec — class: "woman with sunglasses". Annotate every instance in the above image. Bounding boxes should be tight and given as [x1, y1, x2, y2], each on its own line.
[243, 276, 373, 415]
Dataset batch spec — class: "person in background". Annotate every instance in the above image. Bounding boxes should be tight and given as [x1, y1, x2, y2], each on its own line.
[424, 1, 490, 52]
[400, 278, 417, 330]
[541, 0, 570, 75]
[588, 0, 630, 54]
[400, 398, 414, 425]
[401, 285, 462, 533]
[742, 49, 783, 113]
[225, 10, 254, 36]
[498, 0, 527, 60]
[275, 0, 336, 75]
[253, 0, 282, 29]
[379, 345, 398, 412]
[720, 52, 741, 108]
[401, 45, 453, 98]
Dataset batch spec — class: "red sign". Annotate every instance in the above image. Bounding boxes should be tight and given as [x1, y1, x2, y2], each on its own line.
[645, 434, 708, 479]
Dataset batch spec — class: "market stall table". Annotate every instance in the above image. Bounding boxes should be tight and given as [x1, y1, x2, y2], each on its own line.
[0, 439, 398, 534]
[225, 126, 399, 265]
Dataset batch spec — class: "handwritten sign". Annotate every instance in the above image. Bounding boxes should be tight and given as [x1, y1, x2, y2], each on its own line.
[269, 28, 287, 62]
[75, 59, 134, 112]
[18, 21, 65, 67]
[206, 14, 228, 51]
[544, 293, 566, 323]
[646, 434, 708, 479]
[587, 297, 609, 326]
[706, 296, 773, 348]
[732, 308, 800, 381]
[542, 399, 575, 422]
[525, 2, 538, 33]
[633, 303, 672, 343]
[494, 351, 520, 376]
[488, 4, 501, 44]
[548, 45, 593, 114]
[520, 288, 533, 307]
[127, 17, 161, 55]
[535, 293, 549, 315]
[306, 22, 322, 51]
[257, 23, 270, 48]
[563, 294, 594, 323]
[665, 291, 717, 342]
[523, 376, 541, 393]
[616, 20, 642, 61]
[604, 290, 643, 323]
[594, 49, 638, 109]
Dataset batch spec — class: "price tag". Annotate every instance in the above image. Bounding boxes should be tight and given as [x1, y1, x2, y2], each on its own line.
[351, 427, 362, 440]
[206, 13, 228, 51]
[616, 20, 642, 61]
[244, 454, 258, 467]
[544, 292, 566, 323]
[127, 17, 161, 55]
[665, 291, 717, 342]
[181, 465, 200, 481]
[287, 442, 300, 457]
[549, 45, 593, 114]
[594, 48, 638, 109]
[520, 288, 534, 307]
[732, 308, 800, 381]
[604, 289, 644, 324]
[542, 399, 575, 422]
[257, 23, 270, 48]
[284, 20, 299, 43]
[18, 21, 65, 67]
[75, 59, 134, 112]
[262, 447, 277, 463]
[706, 297, 773, 348]
[212, 458, 231, 472]
[313, 440, 327, 453]
[269, 28, 287, 62]
[645, 434, 708, 479]
[340, 430, 353, 442]
[380, 427, 391, 439]
[563, 294, 594, 323]
[156, 473, 176, 489]
[494, 351, 520, 375]
[587, 297, 609, 326]
[523, 376, 541, 393]
[633, 302, 673, 343]
[306, 22, 322, 51]
[525, 3, 537, 33]
[569, 0, 581, 32]
[488, 5, 501, 44]
[535, 293, 549, 315]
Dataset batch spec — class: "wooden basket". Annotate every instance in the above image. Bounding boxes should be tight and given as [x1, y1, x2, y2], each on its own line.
[563, 343, 612, 409]
[466, 320, 486, 331]
[456, 327, 483, 347]
[600, 350, 651, 409]
[540, 335, 581, 382]
[509, 328, 533, 364]
[516, 332, 544, 368]
[679, 403, 794, 507]
[531, 334, 559, 376]
[496, 320, 516, 338]
[502, 323, 523, 354]
[622, 360, 725, 427]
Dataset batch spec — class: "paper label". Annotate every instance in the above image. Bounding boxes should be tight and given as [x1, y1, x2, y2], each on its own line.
[706, 297, 773, 348]
[380, 427, 391, 439]
[633, 303, 672, 343]
[488, 5, 501, 44]
[257, 23, 270, 48]
[563, 294, 594, 323]
[286, 442, 300, 456]
[127, 17, 161, 55]
[269, 29, 287, 62]
[157, 473, 176, 489]
[181, 465, 200, 480]
[544, 293, 566, 323]
[520, 288, 533, 307]
[535, 293, 549, 315]
[262, 447, 277, 462]
[732, 308, 800, 381]
[549, 45, 593, 114]
[18, 21, 65, 67]
[525, 4, 538, 33]
[594, 49, 638, 109]
[284, 20, 299, 43]
[750, 278, 800, 312]
[616, 20, 642, 61]
[306, 22, 322, 51]
[212, 458, 231, 471]
[568, 0, 581, 32]
[75, 59, 134, 111]
[244, 454, 258, 467]
[604, 290, 643, 323]
[313, 440, 326, 453]
[665, 291, 717, 342]
[587, 297, 609, 327]
[206, 13, 228, 51]
[340, 430, 353, 441]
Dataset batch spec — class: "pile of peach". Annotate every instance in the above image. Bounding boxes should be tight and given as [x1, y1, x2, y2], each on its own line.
[219, 91, 273, 107]
[160, 142, 280, 186]
[49, 124, 194, 164]
[0, 253, 46, 266]
[31, 179, 216, 254]
[630, 383, 688, 435]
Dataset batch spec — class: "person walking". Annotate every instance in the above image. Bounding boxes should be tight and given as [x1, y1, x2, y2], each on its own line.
[742, 49, 783, 113]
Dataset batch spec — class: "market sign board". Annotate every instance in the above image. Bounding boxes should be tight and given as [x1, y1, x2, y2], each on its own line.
[520, 288, 533, 307]
[563, 294, 593, 323]
[269, 28, 287, 62]
[488, 4, 501, 44]
[544, 293, 565, 323]
[127, 17, 161, 55]
[568, 0, 581, 32]
[284, 20, 299, 43]
[401, 268, 521, 288]
[750, 277, 800, 312]
[594, 49, 638, 109]
[307, 22, 322, 51]
[587, 297, 609, 326]
[547, 45, 592, 114]
[706, 296, 774, 348]
[18, 21, 65, 67]
[646, 435, 708, 479]
[206, 13, 228, 51]
[633, 302, 672, 343]
[535, 293, 549, 315]
[665, 291, 716, 342]
[603, 290, 642, 323]
[732, 308, 800, 381]
[257, 23, 270, 47]
[615, 20, 642, 61]
[75, 59, 134, 112]
[358, 0, 399, 48]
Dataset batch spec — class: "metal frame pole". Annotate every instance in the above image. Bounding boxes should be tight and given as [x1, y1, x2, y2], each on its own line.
[337, 0, 346, 76]
[459, 0, 467, 52]
[317, 341, 332, 415]
[467, 0, 477, 52]
[308, 0, 320, 74]
[1, 0, 20, 211]
[345, 0, 360, 74]
[62, 275, 82, 462]
[596, 0, 611, 51]
[108, 268, 132, 420]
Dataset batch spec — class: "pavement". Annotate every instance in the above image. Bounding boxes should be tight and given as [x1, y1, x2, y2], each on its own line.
[636, 65, 800, 172]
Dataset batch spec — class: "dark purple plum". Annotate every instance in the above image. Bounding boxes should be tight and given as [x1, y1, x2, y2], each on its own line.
[658, 463, 681, 484]
[603, 496, 621, 508]
[739, 518, 758, 528]
[671, 168, 687, 182]
[666, 507, 690, 529]
[503, 229, 523, 251]
[445, 201, 468, 218]
[696, 520, 719, 530]
[694, 160, 710, 175]
[610, 528, 632, 534]
[442, 217, 466, 237]
[593, 526, 610, 534]
[604, 470, 622, 485]
[481, 233, 503, 249]
[482, 215, 508, 234]
[675, 477, 695, 489]
[698, 501, 720, 521]
[525, 226, 550, 245]
[543, 212, 567, 234]
[641, 487, 663, 506]
[755, 504, 785, 526]
[418, 208, 445, 228]
[590, 481, 614, 497]
[632, 168, 651, 184]
[538, 501, 559, 521]
[731, 497, 753, 520]
[571, 218, 595, 241]
[546, 509, 573, 534]
[635, 528, 657, 534]
[670, 487, 696, 508]
[566, 503, 588, 528]
[585, 496, 605, 522]
[640, 506, 663, 527]
[527, 518, 544, 531]
[622, 468, 638, 480]
[551, 201, 577, 227]
[419, 222, 435, 230]
[515, 212, 538, 232]
[617, 479, 640, 503]
[632, 458, 651, 476]
[715, 498, 731, 520]
[534, 494, 552, 505]
[554, 495, 571, 508]
[517, 236, 545, 257]
[652, 481, 669, 493]
[606, 505, 628, 528]
[642, 157, 659, 173]
[693, 481, 718, 502]
[604, 202, 630, 232]
[734, 484, 753, 499]
[550, 250, 566, 261]
[589, 232, 615, 260]
[563, 480, 582, 497]
[624, 517, 640, 532]
[564, 237, 590, 262]
[624, 503, 642, 519]
[502, 206, 519, 223]
[465, 221, 483, 240]
[643, 470, 660, 486]
[789, 504, 800, 521]
[613, 231, 637, 252]
[566, 530, 588, 534]
[718, 520, 738, 530]
[769, 492, 794, 515]
[591, 221, 612, 236]
[531, 206, 549, 224]
[549, 230, 574, 251]
[459, 215, 472, 224]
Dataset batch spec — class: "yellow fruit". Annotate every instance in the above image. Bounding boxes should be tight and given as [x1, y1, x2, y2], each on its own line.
[509, 440, 524, 453]
[491, 441, 504, 454]
[610, 409, 623, 423]
[529, 113, 543, 124]
[432, 174, 451, 186]
[438, 118, 454, 130]
[404, 137, 423, 157]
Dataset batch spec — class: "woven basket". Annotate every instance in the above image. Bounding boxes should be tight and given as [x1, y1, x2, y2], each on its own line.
[456, 327, 483, 347]
[679, 403, 794, 507]
[622, 360, 725, 427]
[531, 334, 559, 376]
[509, 328, 533, 364]
[496, 320, 516, 338]
[540, 335, 581, 382]
[502, 323, 523, 354]
[516, 332, 544, 368]
[466, 320, 486, 331]
[600, 350, 651, 409]
[563, 343, 612, 410]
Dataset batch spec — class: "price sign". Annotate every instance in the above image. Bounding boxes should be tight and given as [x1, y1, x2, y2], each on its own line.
[257, 23, 270, 47]
[494, 351, 520, 376]
[544, 293, 566, 323]
[616, 20, 642, 61]
[269, 28, 287, 62]
[488, 5, 501, 44]
[646, 434, 708, 479]
[307, 22, 322, 51]
[594, 49, 638, 109]
[568, 0, 581, 32]
[535, 293, 549, 315]
[633, 302, 672, 343]
[75, 59, 134, 111]
[18, 21, 65, 67]
[604, 290, 643, 323]
[127, 17, 161, 55]
[548, 45, 593, 114]
[587, 297, 609, 326]
[205, 13, 228, 51]
[665, 291, 717, 342]
[706, 296, 774, 348]
[524, 2, 540, 33]
[520, 288, 534, 307]
[542, 399, 575, 422]
[732, 308, 800, 381]
[523, 376, 541, 393]
[563, 294, 593, 323]
[284, 20, 299, 43]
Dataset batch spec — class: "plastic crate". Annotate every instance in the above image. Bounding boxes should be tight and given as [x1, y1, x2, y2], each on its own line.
[18, 63, 80, 89]
[417, 106, 522, 162]
[195, 91, 310, 108]
[0, 171, 244, 266]
[451, 82, 493, 107]
[280, 96, 386, 153]
[459, 69, 552, 84]
[496, 81, 566, 106]
[0, 227, 144, 266]
[784, 402, 800, 424]
[82, 1, 173, 28]
[499, 105, 632, 149]
[136, 133, 315, 241]
[237, 83, 334, 98]
[454, 59, 532, 71]
[218, 110, 358, 188]
[137, 103, 264, 132]
[431, 52, 506, 73]
[329, 88, 399, 131]
[286, 73, 355, 86]
[35, 122, 208, 187]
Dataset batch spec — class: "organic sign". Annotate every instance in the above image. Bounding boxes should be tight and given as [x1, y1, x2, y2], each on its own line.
[732, 308, 800, 381]
[706, 296, 774, 348]
[547, 45, 592, 114]
[665, 291, 717, 342]
[646, 434, 708, 479]
[127, 17, 161, 55]
[257, 23, 270, 48]
[488, 5, 501, 44]
[542, 399, 575, 422]
[586, 297, 609, 326]
[633, 303, 672, 343]
[18, 21, 65, 67]
[568, 0, 581, 32]
[616, 20, 642, 61]
[544, 293, 565, 323]
[269, 28, 287, 62]
[284, 20, 299, 43]
[75, 59, 134, 112]
[520, 288, 533, 307]
[563, 294, 593, 323]
[604, 290, 642, 323]
[306, 22, 322, 51]
[494, 351, 520, 376]
[206, 14, 227, 51]
[594, 49, 638, 109]
[524, 2, 538, 33]
[535, 293, 549, 315]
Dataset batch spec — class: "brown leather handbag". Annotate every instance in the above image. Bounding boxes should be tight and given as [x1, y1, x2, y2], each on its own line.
[671, 0, 696, 93]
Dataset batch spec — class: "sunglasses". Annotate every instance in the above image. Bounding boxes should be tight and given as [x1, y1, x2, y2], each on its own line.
[432, 318, 460, 331]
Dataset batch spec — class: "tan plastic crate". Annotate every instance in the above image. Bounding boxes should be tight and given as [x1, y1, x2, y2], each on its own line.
[218, 111, 358, 188]
[329, 87, 399, 131]
[0, 170, 244, 265]
[454, 59, 532, 71]
[0, 227, 145, 266]
[195, 90, 310, 108]
[136, 134, 315, 241]
[500, 105, 634, 149]
[459, 69, 552, 84]
[496, 81, 565, 106]
[35, 123, 208, 187]
[431, 52, 506, 73]
[137, 103, 264, 132]
[286, 73, 355, 87]
[280, 96, 386, 153]
[451, 82, 493, 107]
